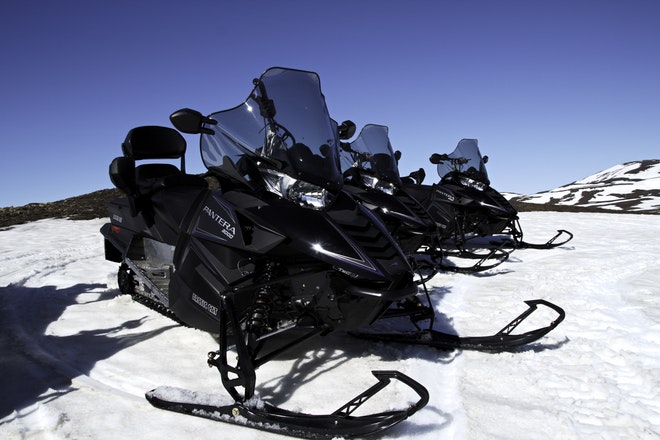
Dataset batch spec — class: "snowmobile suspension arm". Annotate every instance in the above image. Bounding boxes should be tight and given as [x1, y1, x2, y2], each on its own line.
[207, 294, 256, 402]
[208, 293, 328, 400]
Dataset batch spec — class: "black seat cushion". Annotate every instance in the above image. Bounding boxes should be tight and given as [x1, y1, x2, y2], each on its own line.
[135, 164, 208, 195]
[135, 163, 183, 194]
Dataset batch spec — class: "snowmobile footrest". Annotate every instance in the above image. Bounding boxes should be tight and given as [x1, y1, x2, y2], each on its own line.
[146, 370, 428, 439]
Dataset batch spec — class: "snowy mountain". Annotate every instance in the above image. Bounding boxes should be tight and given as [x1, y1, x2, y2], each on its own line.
[510, 160, 660, 214]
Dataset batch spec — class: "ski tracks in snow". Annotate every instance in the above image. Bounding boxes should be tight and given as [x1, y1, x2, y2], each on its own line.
[0, 219, 105, 286]
[450, 212, 660, 439]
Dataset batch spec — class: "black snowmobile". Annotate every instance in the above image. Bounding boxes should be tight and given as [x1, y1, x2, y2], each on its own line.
[340, 124, 509, 275]
[404, 139, 573, 251]
[339, 124, 436, 269]
[101, 68, 565, 438]
[101, 67, 428, 438]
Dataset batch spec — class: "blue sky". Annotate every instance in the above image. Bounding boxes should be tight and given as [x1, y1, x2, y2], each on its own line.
[1, 0, 659, 207]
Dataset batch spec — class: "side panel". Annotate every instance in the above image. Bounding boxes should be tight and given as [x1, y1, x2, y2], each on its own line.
[101, 198, 148, 261]
[168, 190, 279, 332]
[169, 246, 229, 333]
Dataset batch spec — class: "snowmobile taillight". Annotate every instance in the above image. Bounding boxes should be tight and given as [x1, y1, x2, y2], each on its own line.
[111, 225, 122, 234]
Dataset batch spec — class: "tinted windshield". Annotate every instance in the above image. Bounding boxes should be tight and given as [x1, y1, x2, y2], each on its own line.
[340, 124, 401, 186]
[436, 139, 489, 183]
[200, 67, 342, 190]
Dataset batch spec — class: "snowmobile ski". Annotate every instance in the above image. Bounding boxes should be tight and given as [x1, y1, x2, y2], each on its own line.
[412, 241, 510, 278]
[514, 228, 574, 250]
[353, 299, 565, 351]
[146, 370, 429, 439]
[431, 246, 510, 274]
[488, 224, 574, 250]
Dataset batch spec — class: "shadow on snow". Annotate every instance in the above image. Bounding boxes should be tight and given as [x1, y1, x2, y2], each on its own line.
[0, 282, 176, 420]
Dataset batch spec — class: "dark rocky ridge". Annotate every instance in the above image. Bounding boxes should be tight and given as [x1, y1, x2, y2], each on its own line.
[2, 181, 652, 229]
[2, 160, 658, 228]
[0, 189, 123, 228]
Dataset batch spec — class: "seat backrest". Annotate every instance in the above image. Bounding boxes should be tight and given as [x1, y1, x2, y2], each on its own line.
[120, 125, 193, 196]
[122, 126, 186, 161]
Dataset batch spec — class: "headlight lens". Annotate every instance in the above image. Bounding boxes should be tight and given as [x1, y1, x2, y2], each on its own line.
[263, 170, 329, 210]
[288, 180, 329, 209]
[362, 174, 396, 195]
[458, 176, 486, 191]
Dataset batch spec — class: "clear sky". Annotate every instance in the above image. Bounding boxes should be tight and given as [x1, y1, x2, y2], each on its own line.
[1, 0, 659, 207]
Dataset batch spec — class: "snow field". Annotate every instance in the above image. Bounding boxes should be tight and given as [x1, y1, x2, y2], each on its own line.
[0, 212, 659, 439]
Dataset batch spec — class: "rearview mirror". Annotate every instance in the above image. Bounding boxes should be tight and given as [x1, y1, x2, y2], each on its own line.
[170, 108, 217, 135]
[338, 120, 356, 140]
[429, 153, 442, 164]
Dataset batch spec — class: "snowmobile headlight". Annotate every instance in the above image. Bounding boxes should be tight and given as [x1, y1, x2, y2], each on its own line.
[458, 176, 486, 191]
[362, 174, 396, 195]
[262, 169, 329, 210]
[287, 180, 329, 210]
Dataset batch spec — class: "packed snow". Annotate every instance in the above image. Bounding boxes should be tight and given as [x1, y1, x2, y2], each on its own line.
[1, 212, 659, 439]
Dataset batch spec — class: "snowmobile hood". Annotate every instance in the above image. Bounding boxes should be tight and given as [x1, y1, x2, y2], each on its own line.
[344, 184, 434, 232]
[236, 190, 413, 282]
[200, 67, 343, 192]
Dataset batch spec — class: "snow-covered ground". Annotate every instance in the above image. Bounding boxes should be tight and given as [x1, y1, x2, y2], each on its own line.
[1, 212, 659, 439]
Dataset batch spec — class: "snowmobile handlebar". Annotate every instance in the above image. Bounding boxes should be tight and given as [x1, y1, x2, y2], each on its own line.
[429, 153, 468, 166]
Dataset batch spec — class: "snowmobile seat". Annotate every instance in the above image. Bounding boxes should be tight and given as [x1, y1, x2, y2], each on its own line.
[109, 126, 207, 216]
[133, 163, 206, 195]
[121, 125, 207, 193]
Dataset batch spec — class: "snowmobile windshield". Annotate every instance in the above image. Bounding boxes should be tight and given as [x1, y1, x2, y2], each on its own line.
[340, 124, 402, 186]
[200, 67, 343, 191]
[436, 139, 489, 184]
